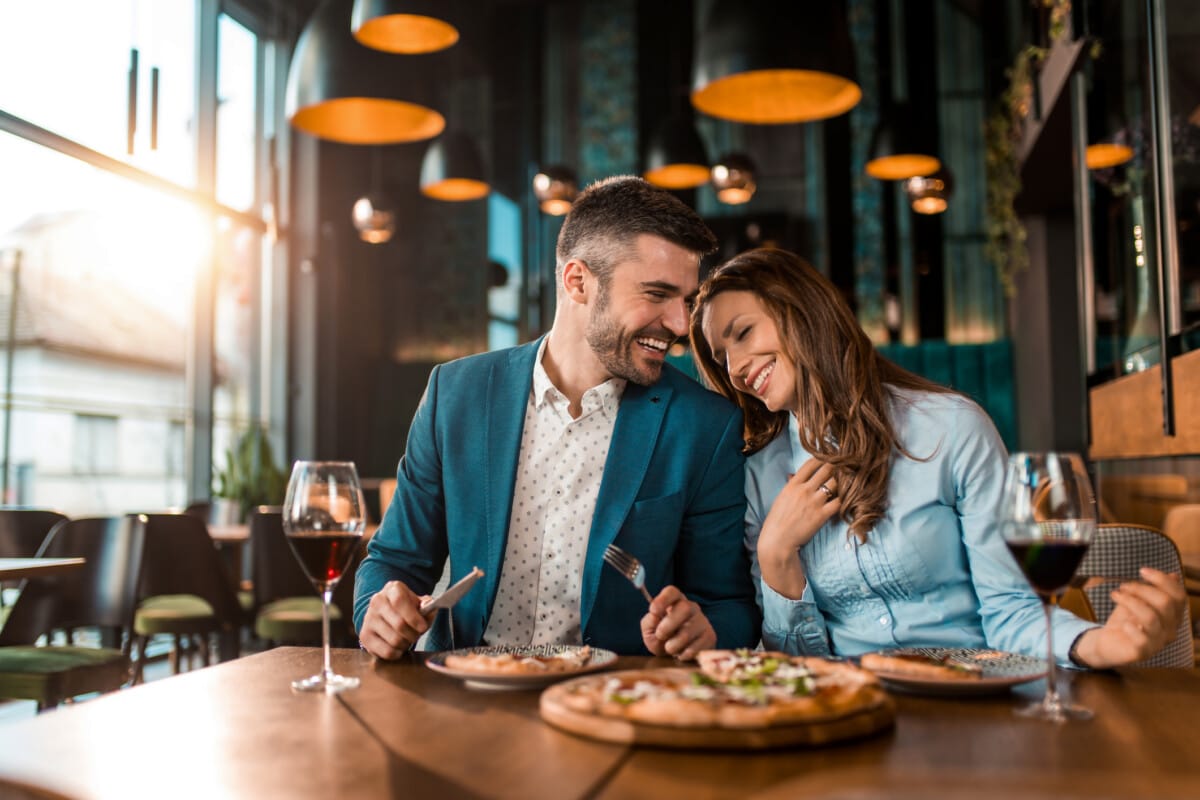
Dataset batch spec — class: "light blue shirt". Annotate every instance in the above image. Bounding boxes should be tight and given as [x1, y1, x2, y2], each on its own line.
[746, 387, 1097, 664]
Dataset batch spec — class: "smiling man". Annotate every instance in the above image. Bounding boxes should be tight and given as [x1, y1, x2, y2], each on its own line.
[355, 176, 760, 659]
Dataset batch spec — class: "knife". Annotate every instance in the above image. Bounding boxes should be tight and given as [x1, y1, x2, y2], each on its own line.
[420, 566, 484, 614]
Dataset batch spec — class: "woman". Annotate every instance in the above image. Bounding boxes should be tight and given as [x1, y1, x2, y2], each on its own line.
[690, 247, 1183, 667]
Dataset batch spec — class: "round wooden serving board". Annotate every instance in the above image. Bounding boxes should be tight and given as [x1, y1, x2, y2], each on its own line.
[539, 668, 895, 750]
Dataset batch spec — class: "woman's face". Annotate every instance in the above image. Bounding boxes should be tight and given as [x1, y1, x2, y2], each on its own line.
[700, 290, 798, 414]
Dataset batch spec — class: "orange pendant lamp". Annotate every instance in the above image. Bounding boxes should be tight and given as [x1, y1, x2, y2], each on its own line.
[420, 131, 490, 201]
[711, 152, 757, 205]
[691, 0, 861, 124]
[643, 114, 710, 190]
[533, 166, 579, 216]
[1085, 143, 1134, 170]
[286, 0, 444, 145]
[865, 107, 941, 180]
[351, 0, 459, 54]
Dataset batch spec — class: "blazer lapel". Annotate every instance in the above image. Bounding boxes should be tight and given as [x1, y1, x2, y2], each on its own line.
[481, 341, 540, 608]
[580, 379, 673, 630]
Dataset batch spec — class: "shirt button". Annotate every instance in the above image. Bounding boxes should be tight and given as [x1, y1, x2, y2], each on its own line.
[878, 615, 890, 626]
[861, 584, 871, 596]
[844, 542, 851, 551]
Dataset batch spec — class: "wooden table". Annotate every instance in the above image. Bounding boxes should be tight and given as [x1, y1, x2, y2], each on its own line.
[0, 648, 1196, 799]
[0, 557, 85, 580]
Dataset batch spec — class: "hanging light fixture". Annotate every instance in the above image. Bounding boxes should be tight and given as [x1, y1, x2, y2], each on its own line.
[905, 169, 954, 215]
[711, 152, 757, 204]
[865, 108, 941, 180]
[353, 148, 396, 242]
[1085, 142, 1134, 170]
[286, 0, 445, 145]
[533, 166, 579, 216]
[352, 194, 396, 243]
[351, 0, 459, 54]
[643, 114, 710, 189]
[691, 0, 860, 124]
[420, 131, 490, 201]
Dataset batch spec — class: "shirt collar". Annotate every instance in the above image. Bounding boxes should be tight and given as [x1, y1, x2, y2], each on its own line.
[532, 338, 626, 416]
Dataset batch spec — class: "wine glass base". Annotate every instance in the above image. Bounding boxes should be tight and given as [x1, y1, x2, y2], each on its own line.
[291, 673, 361, 694]
[1014, 699, 1092, 722]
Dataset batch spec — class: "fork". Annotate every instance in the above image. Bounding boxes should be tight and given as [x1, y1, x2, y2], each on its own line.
[603, 543, 654, 603]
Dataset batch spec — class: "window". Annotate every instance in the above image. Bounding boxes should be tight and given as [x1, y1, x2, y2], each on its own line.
[72, 414, 118, 475]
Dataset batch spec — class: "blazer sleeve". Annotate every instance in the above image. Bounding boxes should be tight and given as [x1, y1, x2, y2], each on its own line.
[673, 408, 762, 648]
[353, 364, 450, 632]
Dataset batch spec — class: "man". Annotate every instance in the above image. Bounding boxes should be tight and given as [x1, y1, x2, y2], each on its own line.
[355, 175, 759, 659]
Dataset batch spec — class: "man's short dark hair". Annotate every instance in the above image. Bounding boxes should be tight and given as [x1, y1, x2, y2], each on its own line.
[554, 175, 718, 284]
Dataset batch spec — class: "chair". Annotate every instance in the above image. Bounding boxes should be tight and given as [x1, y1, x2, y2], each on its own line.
[0, 515, 146, 710]
[182, 501, 211, 522]
[1163, 504, 1200, 652]
[1097, 475, 1189, 529]
[1074, 523, 1194, 668]
[130, 513, 244, 684]
[248, 507, 360, 646]
[0, 508, 69, 609]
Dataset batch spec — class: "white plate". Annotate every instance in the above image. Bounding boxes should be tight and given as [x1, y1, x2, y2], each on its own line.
[425, 645, 618, 691]
[861, 647, 1047, 696]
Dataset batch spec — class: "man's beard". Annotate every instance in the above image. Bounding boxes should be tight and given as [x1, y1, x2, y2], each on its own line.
[585, 285, 665, 386]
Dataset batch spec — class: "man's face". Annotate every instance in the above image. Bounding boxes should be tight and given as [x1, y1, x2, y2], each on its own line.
[585, 234, 700, 386]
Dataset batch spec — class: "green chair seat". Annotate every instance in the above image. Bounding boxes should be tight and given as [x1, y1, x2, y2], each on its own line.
[0, 646, 130, 705]
[254, 596, 340, 644]
[134, 594, 217, 636]
[238, 590, 255, 616]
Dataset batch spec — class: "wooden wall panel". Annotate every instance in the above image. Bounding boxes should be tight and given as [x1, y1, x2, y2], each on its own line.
[1089, 349, 1200, 459]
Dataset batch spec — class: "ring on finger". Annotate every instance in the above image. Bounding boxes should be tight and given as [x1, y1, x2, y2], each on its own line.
[819, 482, 835, 499]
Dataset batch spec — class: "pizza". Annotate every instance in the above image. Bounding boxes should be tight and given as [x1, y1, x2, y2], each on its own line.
[859, 650, 984, 680]
[442, 645, 595, 676]
[551, 649, 887, 730]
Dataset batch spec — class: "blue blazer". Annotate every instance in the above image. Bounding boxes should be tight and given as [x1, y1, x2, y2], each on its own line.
[354, 338, 760, 654]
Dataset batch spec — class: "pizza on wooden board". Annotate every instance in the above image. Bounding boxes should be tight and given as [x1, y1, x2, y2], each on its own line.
[859, 651, 984, 681]
[553, 649, 887, 730]
[442, 646, 595, 676]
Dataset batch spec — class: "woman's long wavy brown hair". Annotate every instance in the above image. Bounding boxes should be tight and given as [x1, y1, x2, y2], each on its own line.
[689, 248, 954, 541]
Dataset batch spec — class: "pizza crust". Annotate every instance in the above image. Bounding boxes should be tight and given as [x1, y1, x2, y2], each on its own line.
[859, 652, 983, 680]
[558, 650, 887, 730]
[443, 646, 594, 676]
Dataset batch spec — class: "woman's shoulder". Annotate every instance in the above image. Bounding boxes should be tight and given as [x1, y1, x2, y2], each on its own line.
[887, 386, 998, 442]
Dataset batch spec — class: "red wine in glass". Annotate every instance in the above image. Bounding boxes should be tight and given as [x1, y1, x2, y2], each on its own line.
[286, 531, 361, 592]
[282, 460, 366, 693]
[1005, 539, 1090, 601]
[999, 452, 1096, 722]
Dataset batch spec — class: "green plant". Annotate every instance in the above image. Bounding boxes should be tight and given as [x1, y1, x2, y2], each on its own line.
[213, 426, 287, 520]
[984, 0, 1077, 297]
[985, 44, 1045, 297]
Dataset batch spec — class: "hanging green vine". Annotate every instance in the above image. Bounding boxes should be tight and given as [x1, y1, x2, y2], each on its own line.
[984, 44, 1045, 297]
[984, 0, 1073, 297]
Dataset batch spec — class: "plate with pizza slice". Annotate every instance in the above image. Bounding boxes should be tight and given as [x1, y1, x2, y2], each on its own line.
[858, 647, 1047, 696]
[539, 649, 894, 749]
[425, 644, 618, 690]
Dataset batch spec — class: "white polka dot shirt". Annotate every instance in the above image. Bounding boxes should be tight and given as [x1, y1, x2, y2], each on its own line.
[482, 339, 625, 647]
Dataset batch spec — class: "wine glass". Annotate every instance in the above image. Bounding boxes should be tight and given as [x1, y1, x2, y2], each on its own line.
[282, 460, 366, 693]
[999, 452, 1097, 722]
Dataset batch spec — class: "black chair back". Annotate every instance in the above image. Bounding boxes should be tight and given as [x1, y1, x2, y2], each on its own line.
[0, 515, 147, 647]
[248, 506, 361, 637]
[0, 508, 68, 558]
[249, 506, 311, 606]
[138, 513, 242, 627]
[182, 501, 211, 523]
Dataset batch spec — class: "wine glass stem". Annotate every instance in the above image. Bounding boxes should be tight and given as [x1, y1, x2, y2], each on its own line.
[321, 587, 334, 681]
[1042, 599, 1060, 710]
